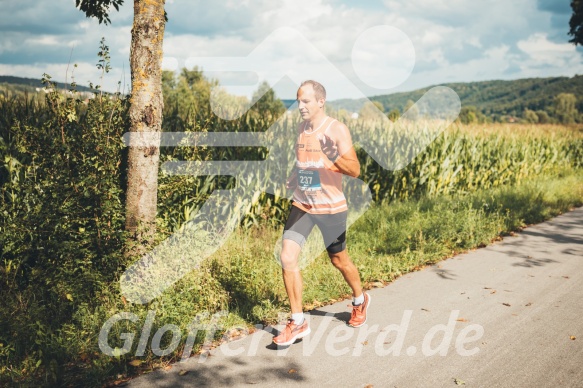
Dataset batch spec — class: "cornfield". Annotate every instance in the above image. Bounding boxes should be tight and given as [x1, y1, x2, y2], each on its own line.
[156, 112, 583, 234]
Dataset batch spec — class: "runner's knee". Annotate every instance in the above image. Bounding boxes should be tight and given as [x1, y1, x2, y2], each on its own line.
[280, 242, 301, 270]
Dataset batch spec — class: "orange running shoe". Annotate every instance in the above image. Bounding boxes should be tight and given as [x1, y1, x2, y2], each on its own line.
[348, 292, 371, 327]
[273, 318, 311, 346]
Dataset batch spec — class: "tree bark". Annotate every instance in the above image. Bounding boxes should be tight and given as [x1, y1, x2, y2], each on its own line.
[124, 0, 166, 259]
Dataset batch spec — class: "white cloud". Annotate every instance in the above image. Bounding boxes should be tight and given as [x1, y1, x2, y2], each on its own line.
[351, 25, 416, 89]
[512, 33, 583, 78]
[158, 0, 583, 98]
[518, 33, 575, 65]
[164, 34, 254, 59]
[258, 0, 334, 28]
[0, 0, 581, 98]
[25, 35, 60, 46]
[403, 44, 513, 89]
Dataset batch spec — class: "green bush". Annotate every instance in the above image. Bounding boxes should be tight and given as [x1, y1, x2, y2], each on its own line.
[0, 83, 129, 382]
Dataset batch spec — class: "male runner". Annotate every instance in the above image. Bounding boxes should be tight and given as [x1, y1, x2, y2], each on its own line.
[273, 80, 370, 346]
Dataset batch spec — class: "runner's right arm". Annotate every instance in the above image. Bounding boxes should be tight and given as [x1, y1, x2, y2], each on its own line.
[286, 167, 298, 190]
[286, 122, 304, 190]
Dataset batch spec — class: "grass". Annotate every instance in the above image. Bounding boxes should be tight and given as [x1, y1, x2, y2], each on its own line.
[207, 166, 583, 324]
[2, 167, 582, 387]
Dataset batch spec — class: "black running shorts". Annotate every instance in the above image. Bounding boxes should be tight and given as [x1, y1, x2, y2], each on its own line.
[282, 206, 347, 254]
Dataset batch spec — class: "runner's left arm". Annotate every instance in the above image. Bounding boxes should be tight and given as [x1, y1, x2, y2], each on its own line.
[320, 122, 360, 178]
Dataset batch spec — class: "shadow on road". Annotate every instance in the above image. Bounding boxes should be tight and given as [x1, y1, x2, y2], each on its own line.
[134, 356, 306, 387]
[512, 257, 558, 267]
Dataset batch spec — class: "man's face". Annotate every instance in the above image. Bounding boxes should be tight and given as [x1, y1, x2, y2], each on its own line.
[297, 85, 324, 121]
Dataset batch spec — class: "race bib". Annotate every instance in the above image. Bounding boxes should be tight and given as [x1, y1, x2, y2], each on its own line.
[298, 169, 321, 192]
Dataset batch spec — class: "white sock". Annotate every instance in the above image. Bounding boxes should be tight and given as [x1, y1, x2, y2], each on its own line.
[291, 312, 304, 325]
[353, 293, 364, 306]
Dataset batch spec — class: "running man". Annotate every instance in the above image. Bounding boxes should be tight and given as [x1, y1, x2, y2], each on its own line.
[273, 80, 371, 346]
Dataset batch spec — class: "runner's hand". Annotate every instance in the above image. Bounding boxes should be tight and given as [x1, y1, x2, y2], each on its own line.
[318, 134, 338, 160]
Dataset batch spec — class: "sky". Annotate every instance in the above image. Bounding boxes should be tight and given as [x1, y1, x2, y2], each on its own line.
[0, 0, 580, 100]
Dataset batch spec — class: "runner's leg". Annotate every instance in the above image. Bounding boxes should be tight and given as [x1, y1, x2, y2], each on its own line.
[281, 239, 303, 314]
[281, 207, 315, 316]
[328, 249, 362, 298]
[318, 211, 363, 298]
[319, 212, 369, 326]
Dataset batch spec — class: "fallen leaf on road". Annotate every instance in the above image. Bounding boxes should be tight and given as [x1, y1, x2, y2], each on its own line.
[483, 287, 492, 289]
[570, 336, 576, 340]
[364, 385, 374, 388]
[288, 369, 297, 374]
[453, 377, 466, 385]
[490, 290, 497, 294]
[563, 276, 570, 279]
[525, 302, 532, 306]
[179, 370, 188, 376]
[362, 341, 368, 345]
[456, 318, 469, 322]
[164, 365, 172, 371]
[503, 303, 511, 307]
[421, 308, 430, 312]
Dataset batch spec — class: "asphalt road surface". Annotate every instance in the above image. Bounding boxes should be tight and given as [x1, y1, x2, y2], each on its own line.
[128, 206, 583, 388]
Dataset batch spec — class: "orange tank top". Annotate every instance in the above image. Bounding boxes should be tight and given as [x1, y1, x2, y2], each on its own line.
[292, 117, 347, 214]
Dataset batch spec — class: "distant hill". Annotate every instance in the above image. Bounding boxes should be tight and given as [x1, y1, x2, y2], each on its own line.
[4, 75, 582, 121]
[0, 75, 95, 94]
[328, 76, 583, 119]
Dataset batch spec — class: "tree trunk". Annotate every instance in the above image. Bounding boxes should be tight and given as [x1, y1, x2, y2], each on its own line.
[124, 0, 166, 259]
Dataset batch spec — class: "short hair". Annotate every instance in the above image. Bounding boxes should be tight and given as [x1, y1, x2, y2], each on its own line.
[300, 80, 326, 101]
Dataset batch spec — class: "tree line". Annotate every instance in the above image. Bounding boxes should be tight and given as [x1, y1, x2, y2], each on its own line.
[338, 77, 583, 125]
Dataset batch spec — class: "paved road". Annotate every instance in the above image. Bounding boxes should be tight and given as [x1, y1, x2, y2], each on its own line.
[128, 207, 583, 388]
